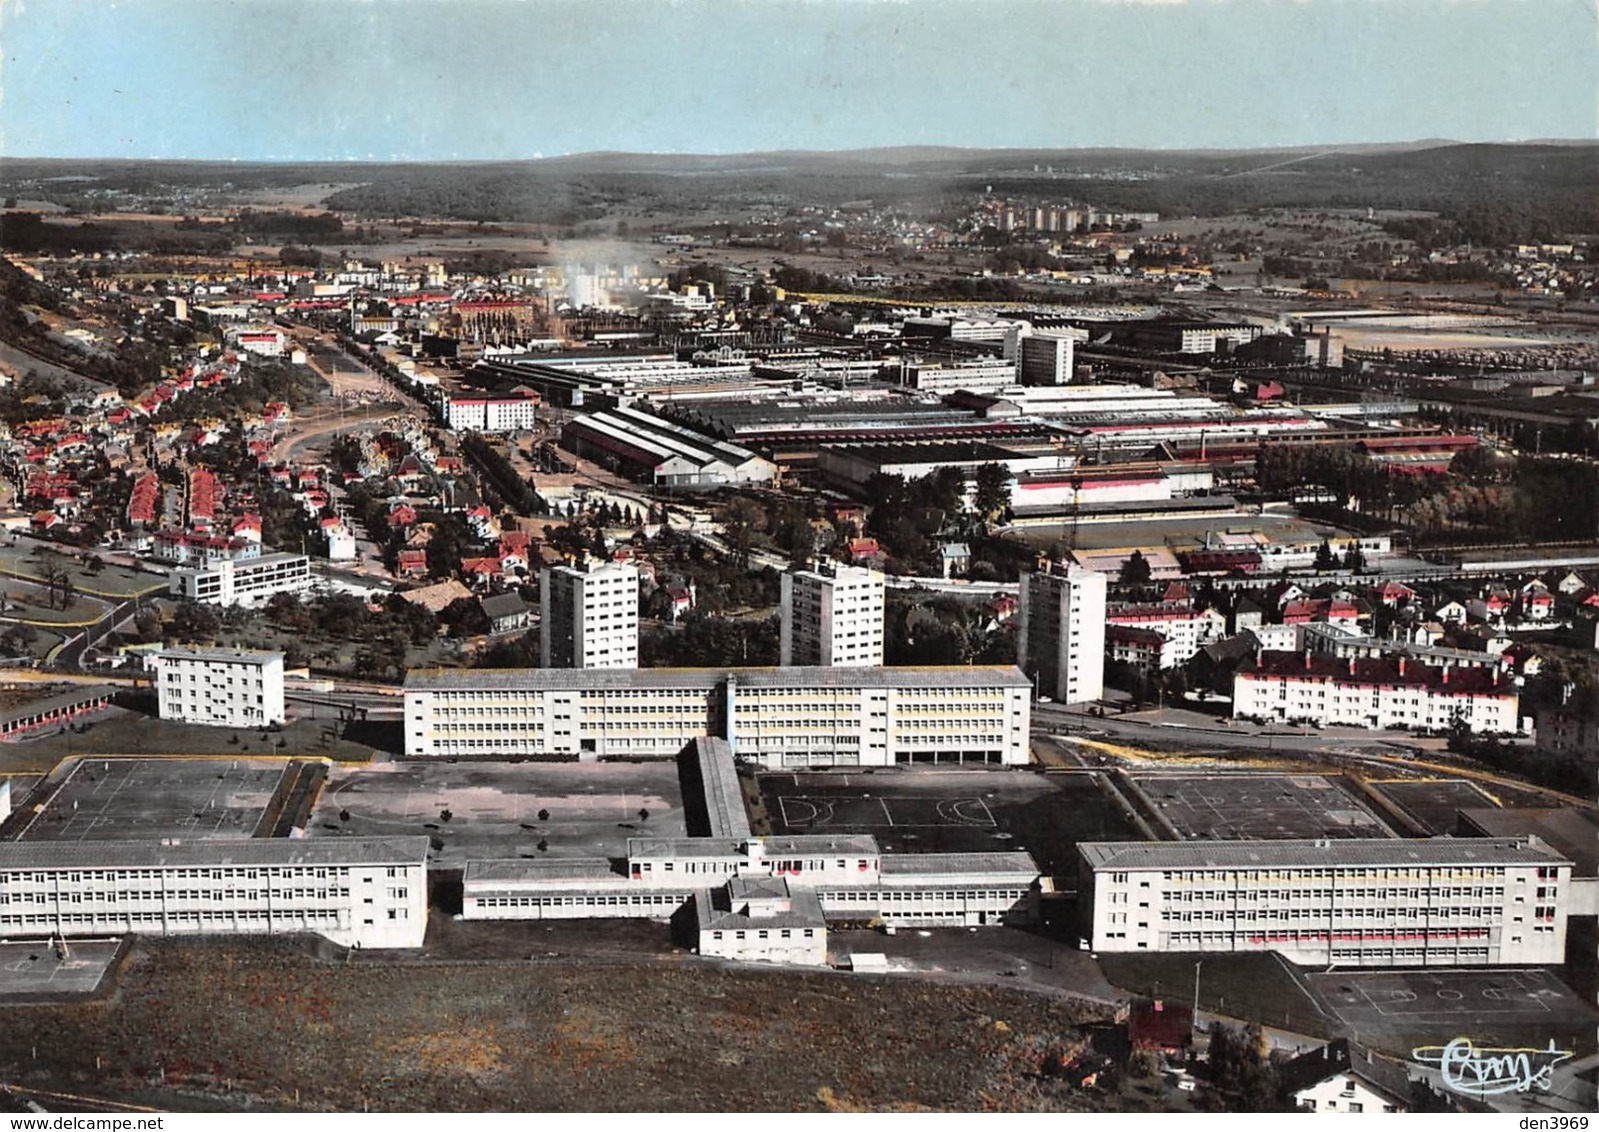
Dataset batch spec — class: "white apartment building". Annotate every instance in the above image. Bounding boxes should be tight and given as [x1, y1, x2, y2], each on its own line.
[168, 552, 313, 606]
[1078, 838, 1570, 967]
[898, 360, 1018, 396]
[461, 833, 1040, 932]
[1105, 604, 1227, 668]
[1232, 652, 1520, 734]
[539, 560, 638, 669]
[1018, 563, 1107, 703]
[1016, 332, 1075, 386]
[0, 837, 429, 949]
[403, 665, 1033, 766]
[154, 646, 286, 728]
[780, 562, 885, 668]
[443, 391, 540, 432]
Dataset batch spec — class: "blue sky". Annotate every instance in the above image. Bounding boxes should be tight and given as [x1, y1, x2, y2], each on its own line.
[2, 0, 1595, 160]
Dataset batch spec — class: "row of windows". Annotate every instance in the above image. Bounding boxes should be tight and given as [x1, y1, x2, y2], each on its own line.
[1, 866, 355, 884]
[710, 928, 815, 941]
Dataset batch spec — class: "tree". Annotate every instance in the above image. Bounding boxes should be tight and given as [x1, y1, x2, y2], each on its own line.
[1314, 540, 1339, 571]
[1342, 543, 1366, 572]
[972, 463, 1011, 523]
[1119, 550, 1152, 587]
[720, 496, 767, 566]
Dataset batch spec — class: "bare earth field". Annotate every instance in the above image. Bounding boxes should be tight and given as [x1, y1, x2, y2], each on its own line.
[0, 937, 1122, 1112]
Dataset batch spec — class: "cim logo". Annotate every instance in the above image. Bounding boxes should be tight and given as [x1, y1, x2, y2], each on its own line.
[1411, 1038, 1574, 1096]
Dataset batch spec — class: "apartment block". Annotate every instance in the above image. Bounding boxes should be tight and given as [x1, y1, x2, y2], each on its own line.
[154, 646, 286, 728]
[168, 552, 313, 606]
[1018, 563, 1107, 704]
[539, 560, 639, 669]
[780, 562, 885, 668]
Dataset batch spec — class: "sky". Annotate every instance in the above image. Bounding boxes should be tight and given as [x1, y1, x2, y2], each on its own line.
[1, 0, 1596, 161]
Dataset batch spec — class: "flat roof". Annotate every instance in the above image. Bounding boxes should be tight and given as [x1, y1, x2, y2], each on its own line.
[463, 857, 622, 884]
[626, 834, 881, 860]
[0, 836, 431, 871]
[1078, 837, 1571, 872]
[405, 665, 1030, 693]
[880, 851, 1041, 878]
[154, 646, 284, 666]
[0, 684, 119, 728]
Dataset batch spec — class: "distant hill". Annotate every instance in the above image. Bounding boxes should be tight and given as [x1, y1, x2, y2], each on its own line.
[3, 141, 1595, 245]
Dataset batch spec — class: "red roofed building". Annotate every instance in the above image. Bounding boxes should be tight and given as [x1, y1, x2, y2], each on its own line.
[187, 467, 220, 527]
[388, 505, 418, 530]
[397, 549, 429, 578]
[126, 473, 160, 527]
[1233, 651, 1517, 733]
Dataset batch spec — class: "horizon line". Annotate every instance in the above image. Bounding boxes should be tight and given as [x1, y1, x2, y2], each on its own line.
[5, 137, 1599, 166]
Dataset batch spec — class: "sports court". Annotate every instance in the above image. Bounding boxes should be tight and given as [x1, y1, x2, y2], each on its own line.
[1365, 779, 1498, 835]
[1127, 772, 1395, 840]
[758, 767, 1143, 875]
[9, 756, 293, 842]
[775, 792, 997, 831]
[0, 939, 122, 1000]
[1307, 969, 1598, 1057]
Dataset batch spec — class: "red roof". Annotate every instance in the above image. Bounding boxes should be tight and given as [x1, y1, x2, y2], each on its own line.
[1243, 651, 1511, 694]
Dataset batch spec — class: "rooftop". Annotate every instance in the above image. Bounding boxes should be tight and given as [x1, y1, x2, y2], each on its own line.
[0, 836, 431, 871]
[404, 665, 1030, 694]
[1078, 837, 1570, 872]
[155, 645, 284, 666]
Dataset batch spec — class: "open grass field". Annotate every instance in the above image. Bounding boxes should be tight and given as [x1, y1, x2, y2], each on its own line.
[0, 937, 1121, 1112]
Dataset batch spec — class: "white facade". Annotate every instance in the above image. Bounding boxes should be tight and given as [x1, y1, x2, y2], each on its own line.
[404, 666, 1033, 766]
[780, 563, 885, 668]
[1105, 606, 1226, 667]
[0, 838, 428, 949]
[168, 553, 313, 606]
[1294, 1073, 1406, 1114]
[1079, 838, 1570, 967]
[1017, 332, 1075, 386]
[1018, 564, 1107, 704]
[899, 360, 1018, 396]
[444, 392, 539, 432]
[695, 876, 828, 966]
[462, 834, 1039, 931]
[154, 646, 286, 728]
[539, 560, 638, 669]
[1232, 653, 1519, 734]
[324, 522, 357, 561]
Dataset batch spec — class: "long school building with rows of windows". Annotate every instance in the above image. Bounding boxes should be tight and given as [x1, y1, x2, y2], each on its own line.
[0, 837, 429, 949]
[1077, 838, 1571, 967]
[403, 665, 1033, 766]
[462, 834, 1042, 930]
